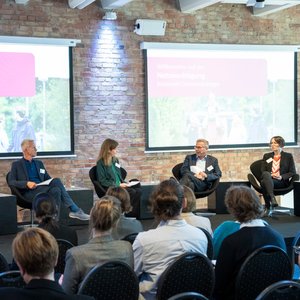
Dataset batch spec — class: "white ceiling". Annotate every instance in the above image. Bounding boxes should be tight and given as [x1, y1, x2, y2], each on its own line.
[13, 0, 300, 16]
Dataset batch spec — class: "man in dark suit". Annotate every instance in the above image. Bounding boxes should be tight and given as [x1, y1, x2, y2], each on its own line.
[180, 138, 222, 192]
[0, 227, 94, 300]
[8, 139, 89, 221]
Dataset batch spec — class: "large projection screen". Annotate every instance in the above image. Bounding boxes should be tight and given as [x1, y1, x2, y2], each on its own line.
[142, 42, 298, 152]
[0, 36, 80, 158]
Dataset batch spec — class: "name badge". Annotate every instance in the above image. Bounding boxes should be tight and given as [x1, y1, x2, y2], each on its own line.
[115, 163, 121, 168]
[266, 158, 273, 164]
[207, 165, 214, 171]
[40, 169, 45, 174]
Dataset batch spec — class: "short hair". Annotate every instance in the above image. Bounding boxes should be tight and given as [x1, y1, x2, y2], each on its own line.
[225, 185, 264, 223]
[33, 193, 58, 229]
[196, 139, 209, 149]
[90, 195, 121, 232]
[151, 179, 184, 221]
[270, 136, 285, 147]
[21, 139, 34, 151]
[12, 227, 58, 277]
[106, 186, 132, 213]
[182, 185, 196, 213]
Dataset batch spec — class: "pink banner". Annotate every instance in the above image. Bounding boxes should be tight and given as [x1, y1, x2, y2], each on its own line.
[0, 52, 35, 97]
[148, 57, 267, 97]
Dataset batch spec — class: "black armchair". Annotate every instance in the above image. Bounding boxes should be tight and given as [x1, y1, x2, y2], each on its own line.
[6, 172, 34, 225]
[172, 163, 220, 199]
[89, 165, 127, 199]
[248, 159, 299, 216]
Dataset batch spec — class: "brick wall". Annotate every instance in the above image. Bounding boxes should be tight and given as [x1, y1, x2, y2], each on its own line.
[0, 0, 299, 195]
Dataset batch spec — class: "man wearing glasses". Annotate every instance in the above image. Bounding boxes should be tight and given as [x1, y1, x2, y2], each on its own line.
[180, 138, 222, 192]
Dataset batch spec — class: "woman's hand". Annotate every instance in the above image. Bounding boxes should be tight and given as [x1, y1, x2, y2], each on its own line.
[120, 182, 128, 188]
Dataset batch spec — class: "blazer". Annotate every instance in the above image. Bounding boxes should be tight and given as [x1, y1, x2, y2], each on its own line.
[9, 158, 51, 192]
[0, 278, 94, 300]
[62, 235, 134, 294]
[261, 151, 296, 183]
[181, 153, 222, 183]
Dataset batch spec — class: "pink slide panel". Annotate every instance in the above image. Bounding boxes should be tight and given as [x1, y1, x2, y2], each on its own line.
[0, 52, 35, 97]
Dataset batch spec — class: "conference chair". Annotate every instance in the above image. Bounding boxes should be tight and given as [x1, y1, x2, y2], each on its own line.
[291, 231, 300, 279]
[6, 172, 34, 226]
[0, 252, 9, 273]
[0, 270, 26, 288]
[168, 292, 209, 300]
[78, 261, 139, 300]
[122, 232, 139, 245]
[55, 239, 74, 275]
[156, 252, 215, 300]
[247, 159, 299, 217]
[235, 245, 293, 300]
[255, 280, 300, 300]
[89, 165, 127, 198]
[197, 227, 214, 260]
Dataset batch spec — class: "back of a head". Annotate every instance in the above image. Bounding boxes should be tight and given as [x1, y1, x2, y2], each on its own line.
[151, 179, 184, 221]
[12, 227, 58, 277]
[225, 185, 263, 223]
[106, 186, 132, 213]
[90, 195, 122, 232]
[33, 193, 58, 221]
[182, 185, 196, 213]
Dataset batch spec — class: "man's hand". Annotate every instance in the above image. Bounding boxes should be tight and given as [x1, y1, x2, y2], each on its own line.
[195, 171, 207, 181]
[27, 181, 37, 189]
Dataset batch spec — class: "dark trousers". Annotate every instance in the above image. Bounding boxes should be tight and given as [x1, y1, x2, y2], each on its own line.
[260, 171, 287, 208]
[180, 173, 209, 192]
[125, 186, 142, 219]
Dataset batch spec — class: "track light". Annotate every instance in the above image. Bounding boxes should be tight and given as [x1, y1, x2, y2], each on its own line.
[255, 0, 265, 8]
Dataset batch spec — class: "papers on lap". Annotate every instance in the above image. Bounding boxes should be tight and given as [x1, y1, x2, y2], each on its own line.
[127, 181, 140, 187]
[36, 178, 54, 186]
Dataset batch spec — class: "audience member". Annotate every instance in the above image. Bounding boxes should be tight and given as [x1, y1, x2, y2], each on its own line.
[180, 138, 222, 192]
[33, 192, 78, 246]
[96, 138, 142, 218]
[0, 227, 93, 300]
[181, 185, 212, 235]
[259, 135, 296, 213]
[8, 139, 89, 221]
[214, 185, 286, 300]
[106, 186, 143, 239]
[133, 179, 208, 300]
[62, 196, 133, 294]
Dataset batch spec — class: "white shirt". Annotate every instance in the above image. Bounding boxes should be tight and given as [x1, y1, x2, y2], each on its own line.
[181, 212, 213, 235]
[133, 219, 207, 300]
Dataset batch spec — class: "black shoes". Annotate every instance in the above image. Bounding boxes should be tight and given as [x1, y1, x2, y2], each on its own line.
[271, 196, 278, 208]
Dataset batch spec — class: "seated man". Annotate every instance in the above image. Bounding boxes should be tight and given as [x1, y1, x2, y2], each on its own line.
[0, 227, 93, 300]
[8, 139, 89, 221]
[180, 138, 222, 192]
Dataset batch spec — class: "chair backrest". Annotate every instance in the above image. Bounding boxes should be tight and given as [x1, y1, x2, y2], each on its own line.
[197, 227, 213, 260]
[6, 172, 32, 209]
[255, 280, 300, 300]
[78, 261, 139, 300]
[235, 245, 293, 300]
[122, 232, 139, 245]
[167, 291, 209, 300]
[172, 163, 183, 180]
[249, 160, 264, 182]
[0, 270, 26, 288]
[0, 252, 9, 273]
[55, 239, 74, 275]
[156, 252, 215, 300]
[89, 166, 106, 198]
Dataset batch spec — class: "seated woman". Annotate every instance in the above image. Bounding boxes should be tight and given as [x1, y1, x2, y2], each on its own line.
[106, 186, 143, 239]
[96, 138, 142, 218]
[33, 192, 78, 246]
[213, 185, 286, 300]
[62, 195, 133, 294]
[181, 185, 212, 235]
[260, 135, 296, 213]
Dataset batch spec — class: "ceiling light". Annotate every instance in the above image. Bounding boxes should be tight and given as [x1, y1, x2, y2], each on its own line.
[102, 11, 117, 20]
[255, 0, 265, 8]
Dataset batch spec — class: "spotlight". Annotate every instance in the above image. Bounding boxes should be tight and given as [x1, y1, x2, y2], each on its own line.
[102, 11, 117, 20]
[255, 0, 265, 8]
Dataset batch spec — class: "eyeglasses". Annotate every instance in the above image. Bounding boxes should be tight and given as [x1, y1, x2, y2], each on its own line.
[195, 146, 206, 149]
